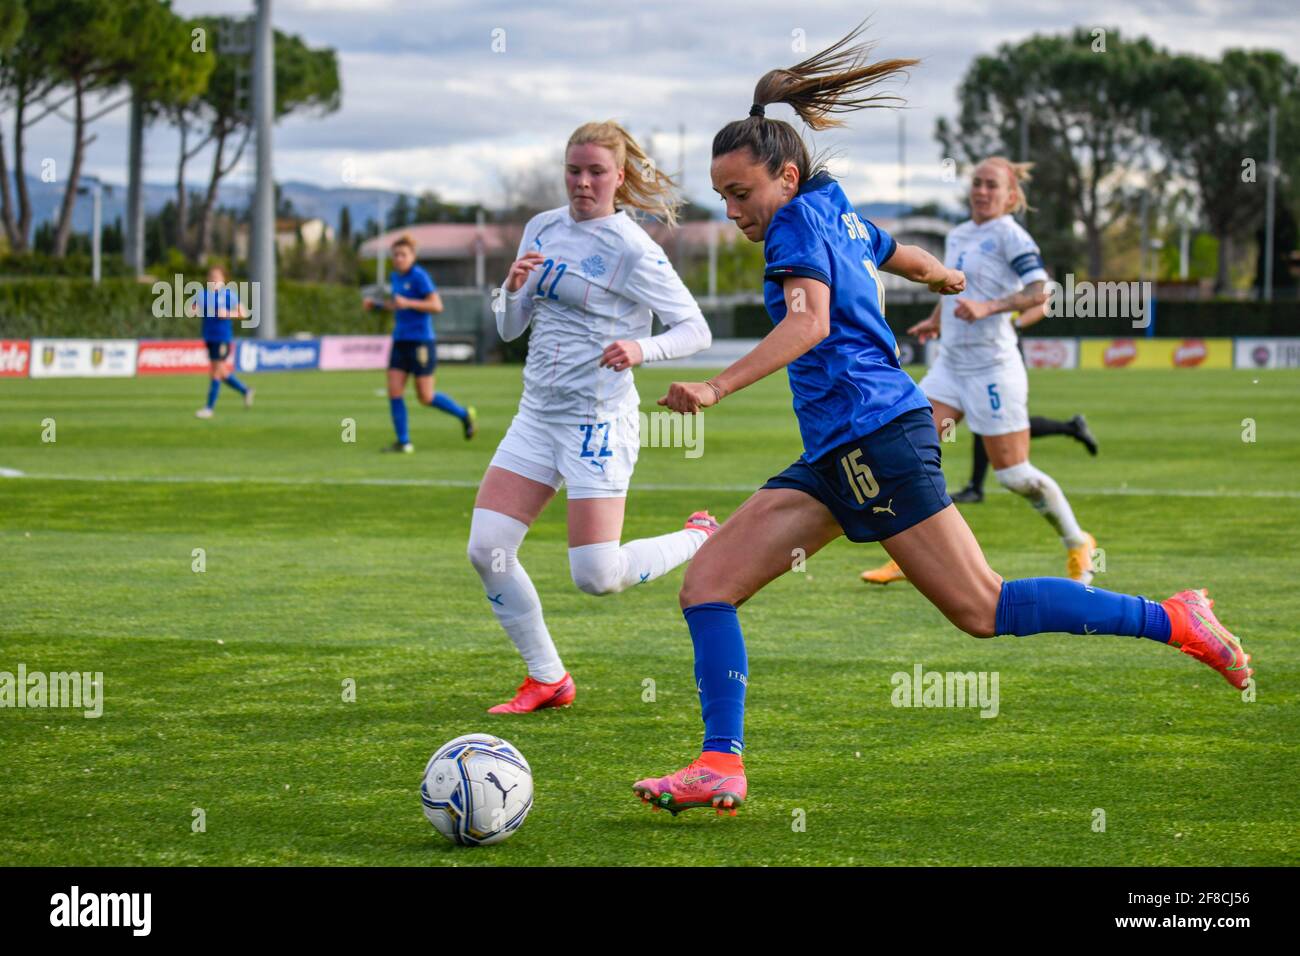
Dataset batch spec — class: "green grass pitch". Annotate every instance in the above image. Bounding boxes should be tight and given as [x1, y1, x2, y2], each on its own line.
[1, 364, 1296, 866]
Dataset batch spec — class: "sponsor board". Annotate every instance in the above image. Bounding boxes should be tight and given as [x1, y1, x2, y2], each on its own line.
[1079, 337, 1232, 369]
[1235, 337, 1300, 369]
[0, 339, 30, 377]
[436, 340, 476, 363]
[29, 339, 138, 378]
[137, 339, 210, 375]
[319, 335, 392, 370]
[1021, 337, 1079, 369]
[236, 339, 320, 373]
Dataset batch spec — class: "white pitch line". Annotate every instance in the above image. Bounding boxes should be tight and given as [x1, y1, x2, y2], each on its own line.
[3, 471, 1300, 499]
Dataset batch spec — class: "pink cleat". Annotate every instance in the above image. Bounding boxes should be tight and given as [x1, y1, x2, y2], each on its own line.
[1162, 589, 1253, 690]
[488, 673, 576, 714]
[684, 510, 721, 538]
[633, 755, 747, 816]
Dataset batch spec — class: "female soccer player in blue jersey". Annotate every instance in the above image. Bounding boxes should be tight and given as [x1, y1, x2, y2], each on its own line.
[364, 234, 476, 452]
[190, 264, 253, 419]
[631, 24, 1252, 817]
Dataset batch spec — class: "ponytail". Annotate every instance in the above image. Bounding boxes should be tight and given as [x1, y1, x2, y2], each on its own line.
[712, 20, 917, 184]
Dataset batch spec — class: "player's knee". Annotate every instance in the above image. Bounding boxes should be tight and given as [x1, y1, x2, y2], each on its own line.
[679, 563, 731, 610]
[994, 461, 1041, 497]
[947, 573, 1002, 638]
[466, 531, 504, 576]
[570, 563, 622, 596]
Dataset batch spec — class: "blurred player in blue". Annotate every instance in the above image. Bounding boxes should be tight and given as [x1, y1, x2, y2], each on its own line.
[630, 22, 1252, 818]
[190, 263, 253, 419]
[364, 234, 476, 451]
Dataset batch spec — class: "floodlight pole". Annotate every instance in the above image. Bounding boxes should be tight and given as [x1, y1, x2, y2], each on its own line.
[1263, 105, 1277, 302]
[90, 179, 102, 284]
[250, 0, 277, 338]
[1138, 109, 1150, 284]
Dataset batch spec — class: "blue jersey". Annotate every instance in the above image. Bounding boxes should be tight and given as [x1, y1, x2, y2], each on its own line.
[763, 171, 930, 461]
[390, 265, 437, 341]
[200, 287, 237, 343]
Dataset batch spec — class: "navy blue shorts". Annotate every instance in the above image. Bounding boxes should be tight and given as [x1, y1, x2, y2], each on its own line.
[762, 406, 951, 543]
[389, 339, 436, 376]
[206, 340, 231, 362]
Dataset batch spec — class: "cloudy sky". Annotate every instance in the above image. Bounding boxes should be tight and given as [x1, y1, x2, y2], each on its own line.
[14, 0, 1300, 214]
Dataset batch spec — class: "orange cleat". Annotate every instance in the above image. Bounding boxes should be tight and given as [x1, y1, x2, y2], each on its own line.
[684, 510, 721, 538]
[487, 673, 576, 714]
[633, 754, 747, 816]
[861, 558, 907, 585]
[1162, 589, 1253, 690]
[1067, 532, 1097, 585]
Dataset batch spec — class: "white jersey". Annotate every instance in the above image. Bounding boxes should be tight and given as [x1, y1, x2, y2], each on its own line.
[499, 206, 710, 424]
[938, 214, 1049, 372]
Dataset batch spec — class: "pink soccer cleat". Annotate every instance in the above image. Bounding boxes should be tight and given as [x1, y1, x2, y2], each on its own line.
[487, 673, 576, 714]
[633, 755, 747, 816]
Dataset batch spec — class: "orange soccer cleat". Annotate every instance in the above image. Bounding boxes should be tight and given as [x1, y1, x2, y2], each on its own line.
[1162, 589, 1253, 690]
[861, 557, 907, 585]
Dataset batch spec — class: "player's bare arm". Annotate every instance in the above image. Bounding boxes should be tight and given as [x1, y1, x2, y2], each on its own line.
[659, 277, 829, 414]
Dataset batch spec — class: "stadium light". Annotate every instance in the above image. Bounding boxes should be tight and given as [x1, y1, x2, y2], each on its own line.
[75, 175, 111, 284]
[250, 0, 277, 338]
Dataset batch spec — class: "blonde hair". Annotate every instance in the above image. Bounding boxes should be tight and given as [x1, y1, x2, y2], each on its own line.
[391, 233, 416, 252]
[977, 156, 1034, 216]
[567, 120, 681, 226]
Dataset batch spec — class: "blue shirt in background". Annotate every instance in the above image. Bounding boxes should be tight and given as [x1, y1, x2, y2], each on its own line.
[390, 265, 437, 341]
[200, 287, 238, 343]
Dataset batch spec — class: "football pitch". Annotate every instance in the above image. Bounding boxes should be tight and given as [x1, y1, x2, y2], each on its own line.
[1, 365, 1296, 867]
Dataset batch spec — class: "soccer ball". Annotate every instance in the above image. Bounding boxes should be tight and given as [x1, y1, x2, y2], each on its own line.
[420, 734, 534, 846]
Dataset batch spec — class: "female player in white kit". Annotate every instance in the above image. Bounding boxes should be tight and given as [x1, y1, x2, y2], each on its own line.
[467, 120, 716, 714]
[863, 157, 1096, 585]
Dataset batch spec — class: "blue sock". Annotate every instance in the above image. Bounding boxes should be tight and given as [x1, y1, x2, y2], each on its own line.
[431, 392, 467, 421]
[389, 397, 409, 444]
[206, 379, 220, 409]
[224, 374, 248, 395]
[684, 602, 748, 755]
[995, 578, 1170, 642]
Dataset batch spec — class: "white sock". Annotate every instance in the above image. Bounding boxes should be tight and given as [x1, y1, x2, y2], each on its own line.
[994, 461, 1087, 548]
[466, 508, 565, 683]
[568, 528, 707, 596]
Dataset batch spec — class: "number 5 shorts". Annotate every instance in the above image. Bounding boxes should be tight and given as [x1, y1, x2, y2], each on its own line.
[761, 406, 952, 543]
[488, 408, 641, 500]
[917, 356, 1030, 436]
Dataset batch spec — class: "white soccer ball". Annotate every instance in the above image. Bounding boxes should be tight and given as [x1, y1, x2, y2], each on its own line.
[420, 734, 534, 846]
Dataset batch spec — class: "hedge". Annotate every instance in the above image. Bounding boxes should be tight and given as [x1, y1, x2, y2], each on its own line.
[0, 277, 417, 339]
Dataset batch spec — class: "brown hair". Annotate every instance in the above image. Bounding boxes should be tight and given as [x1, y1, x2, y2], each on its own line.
[391, 233, 416, 253]
[712, 20, 917, 184]
[567, 120, 681, 226]
[977, 156, 1034, 216]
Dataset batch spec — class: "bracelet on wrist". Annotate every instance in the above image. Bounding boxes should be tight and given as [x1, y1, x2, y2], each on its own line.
[705, 380, 723, 404]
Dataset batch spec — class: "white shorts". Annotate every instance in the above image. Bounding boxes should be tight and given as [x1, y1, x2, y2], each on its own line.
[489, 408, 640, 499]
[918, 357, 1029, 436]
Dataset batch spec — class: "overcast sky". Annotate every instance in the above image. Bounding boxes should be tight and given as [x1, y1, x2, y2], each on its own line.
[12, 0, 1300, 213]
